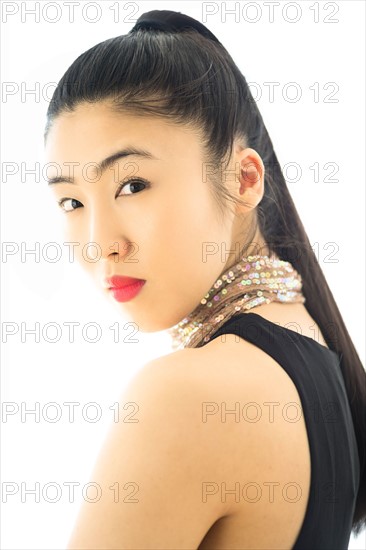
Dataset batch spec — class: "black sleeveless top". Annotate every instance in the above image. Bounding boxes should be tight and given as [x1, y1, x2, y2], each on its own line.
[206, 312, 360, 550]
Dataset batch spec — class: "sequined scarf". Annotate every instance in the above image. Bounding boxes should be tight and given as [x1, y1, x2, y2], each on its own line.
[167, 253, 305, 350]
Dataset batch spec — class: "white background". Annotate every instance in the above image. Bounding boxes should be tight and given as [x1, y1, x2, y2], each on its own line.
[1, 1, 365, 548]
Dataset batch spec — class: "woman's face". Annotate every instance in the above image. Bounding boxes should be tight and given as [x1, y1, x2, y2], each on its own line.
[44, 101, 243, 332]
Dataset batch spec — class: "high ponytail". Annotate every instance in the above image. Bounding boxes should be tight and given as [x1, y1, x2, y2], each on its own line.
[130, 9, 222, 44]
[44, 10, 366, 534]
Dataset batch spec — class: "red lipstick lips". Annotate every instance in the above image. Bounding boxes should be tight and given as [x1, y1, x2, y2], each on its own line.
[105, 275, 146, 303]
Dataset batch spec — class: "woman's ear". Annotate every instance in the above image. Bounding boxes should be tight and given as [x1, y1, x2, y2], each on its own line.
[235, 148, 265, 212]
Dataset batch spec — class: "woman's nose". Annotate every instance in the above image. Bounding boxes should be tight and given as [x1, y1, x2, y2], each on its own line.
[85, 208, 131, 263]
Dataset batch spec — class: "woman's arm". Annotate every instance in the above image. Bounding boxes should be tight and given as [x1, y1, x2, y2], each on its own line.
[66, 349, 232, 550]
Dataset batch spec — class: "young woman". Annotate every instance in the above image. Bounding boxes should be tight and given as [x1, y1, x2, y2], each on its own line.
[43, 10, 365, 550]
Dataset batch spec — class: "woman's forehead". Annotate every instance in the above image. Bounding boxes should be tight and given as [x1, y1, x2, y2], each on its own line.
[44, 107, 206, 179]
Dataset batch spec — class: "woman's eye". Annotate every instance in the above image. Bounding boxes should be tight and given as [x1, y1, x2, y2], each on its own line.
[118, 178, 149, 196]
[57, 198, 83, 213]
[56, 178, 149, 213]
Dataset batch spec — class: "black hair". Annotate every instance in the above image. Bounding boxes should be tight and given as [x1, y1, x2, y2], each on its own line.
[44, 9, 366, 534]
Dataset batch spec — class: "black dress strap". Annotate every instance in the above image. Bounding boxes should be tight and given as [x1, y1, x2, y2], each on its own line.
[206, 312, 360, 549]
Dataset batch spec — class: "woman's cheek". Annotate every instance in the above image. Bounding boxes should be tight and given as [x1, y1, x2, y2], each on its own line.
[62, 222, 87, 266]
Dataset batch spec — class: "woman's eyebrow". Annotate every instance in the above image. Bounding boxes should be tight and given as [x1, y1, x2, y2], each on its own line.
[46, 146, 158, 185]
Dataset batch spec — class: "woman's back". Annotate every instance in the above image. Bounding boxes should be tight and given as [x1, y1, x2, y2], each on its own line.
[197, 305, 360, 549]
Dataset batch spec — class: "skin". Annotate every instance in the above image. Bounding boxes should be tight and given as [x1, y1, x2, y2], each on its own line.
[43, 102, 316, 549]
[44, 101, 269, 333]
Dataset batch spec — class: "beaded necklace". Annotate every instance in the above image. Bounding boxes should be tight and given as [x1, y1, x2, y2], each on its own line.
[168, 253, 305, 350]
